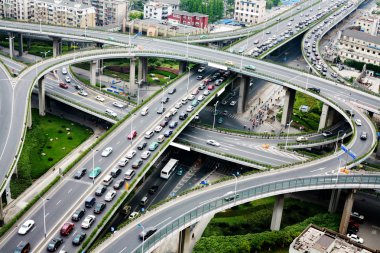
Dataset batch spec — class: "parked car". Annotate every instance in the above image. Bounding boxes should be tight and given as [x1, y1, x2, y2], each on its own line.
[347, 234, 364, 244]
[132, 159, 143, 169]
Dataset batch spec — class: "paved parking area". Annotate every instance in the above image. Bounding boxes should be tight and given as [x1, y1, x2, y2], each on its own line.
[357, 223, 380, 250]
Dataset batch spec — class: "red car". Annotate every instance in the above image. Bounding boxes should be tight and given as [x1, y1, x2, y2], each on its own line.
[59, 82, 69, 89]
[127, 130, 137, 140]
[60, 222, 74, 236]
[207, 85, 214, 90]
[203, 79, 211, 85]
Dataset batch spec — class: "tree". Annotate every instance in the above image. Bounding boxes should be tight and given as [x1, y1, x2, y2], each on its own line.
[180, 0, 224, 22]
[129, 11, 143, 20]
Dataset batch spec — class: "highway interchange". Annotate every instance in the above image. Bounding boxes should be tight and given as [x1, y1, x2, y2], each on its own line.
[0, 0, 379, 251]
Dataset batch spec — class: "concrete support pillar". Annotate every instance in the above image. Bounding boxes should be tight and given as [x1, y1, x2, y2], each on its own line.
[27, 38, 31, 50]
[52, 37, 61, 57]
[179, 61, 188, 75]
[237, 75, 250, 114]
[376, 144, 380, 159]
[326, 109, 336, 128]
[5, 182, 12, 204]
[270, 194, 285, 231]
[122, 17, 126, 33]
[328, 189, 341, 213]
[339, 189, 355, 234]
[178, 226, 191, 253]
[138, 57, 148, 83]
[27, 105, 32, 129]
[129, 58, 137, 95]
[8, 33, 14, 59]
[90, 60, 97, 86]
[96, 59, 103, 76]
[319, 103, 330, 131]
[18, 33, 23, 57]
[38, 77, 45, 116]
[281, 88, 296, 126]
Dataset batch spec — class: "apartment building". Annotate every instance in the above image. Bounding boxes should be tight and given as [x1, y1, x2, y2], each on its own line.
[168, 10, 208, 29]
[234, 0, 266, 25]
[152, 0, 179, 10]
[143, 1, 173, 21]
[354, 15, 379, 36]
[337, 29, 380, 66]
[0, 0, 29, 20]
[80, 0, 127, 26]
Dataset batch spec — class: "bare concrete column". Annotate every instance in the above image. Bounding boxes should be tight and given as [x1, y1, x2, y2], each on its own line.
[281, 88, 296, 126]
[326, 109, 337, 128]
[179, 61, 188, 74]
[138, 57, 148, 82]
[328, 189, 341, 213]
[18, 33, 23, 57]
[5, 182, 12, 204]
[52, 37, 61, 57]
[8, 33, 14, 59]
[27, 105, 32, 129]
[178, 226, 191, 253]
[319, 103, 330, 131]
[38, 76, 45, 116]
[237, 75, 250, 114]
[339, 189, 355, 234]
[376, 144, 380, 159]
[90, 60, 97, 86]
[27, 38, 31, 50]
[270, 194, 285, 231]
[129, 58, 137, 95]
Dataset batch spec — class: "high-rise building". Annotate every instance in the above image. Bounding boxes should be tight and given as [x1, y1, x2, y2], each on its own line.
[234, 0, 266, 25]
[143, 1, 173, 21]
[83, 0, 127, 26]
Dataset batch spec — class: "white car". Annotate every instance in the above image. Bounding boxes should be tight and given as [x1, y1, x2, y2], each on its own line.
[81, 215, 96, 229]
[95, 95, 105, 102]
[154, 125, 163, 133]
[198, 66, 205, 73]
[187, 94, 195, 101]
[126, 150, 136, 159]
[187, 106, 194, 112]
[355, 119, 362, 126]
[296, 136, 308, 142]
[206, 140, 220, 147]
[105, 190, 116, 202]
[118, 157, 129, 167]
[112, 102, 125, 108]
[141, 151, 151, 159]
[175, 102, 182, 109]
[347, 234, 364, 244]
[101, 147, 113, 157]
[181, 98, 188, 105]
[129, 211, 139, 220]
[105, 109, 117, 118]
[18, 220, 35, 235]
[229, 101, 237, 106]
[170, 108, 178, 115]
[78, 90, 88, 96]
[65, 76, 71, 83]
[203, 90, 210, 96]
[62, 67, 67, 75]
[197, 95, 204, 101]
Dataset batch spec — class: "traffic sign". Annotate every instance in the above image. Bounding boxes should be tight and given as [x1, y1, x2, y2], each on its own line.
[341, 144, 348, 153]
[348, 150, 357, 159]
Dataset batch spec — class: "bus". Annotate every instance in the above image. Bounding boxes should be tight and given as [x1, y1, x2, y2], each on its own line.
[160, 159, 179, 179]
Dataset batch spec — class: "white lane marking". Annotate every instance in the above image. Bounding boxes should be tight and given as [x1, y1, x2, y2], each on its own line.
[45, 213, 50, 217]
[67, 188, 72, 194]
[119, 246, 128, 253]
[98, 158, 103, 162]
[72, 230, 77, 237]
[31, 227, 36, 232]
[56, 200, 61, 206]
[117, 141, 121, 145]
[310, 167, 325, 173]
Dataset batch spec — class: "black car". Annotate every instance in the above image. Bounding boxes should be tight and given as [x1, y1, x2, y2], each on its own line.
[148, 185, 159, 195]
[71, 208, 86, 221]
[137, 142, 147, 150]
[307, 87, 321, 93]
[179, 112, 188, 120]
[47, 237, 63, 252]
[113, 179, 125, 190]
[72, 232, 86, 246]
[157, 107, 166, 114]
[95, 185, 107, 197]
[139, 227, 157, 240]
[161, 97, 169, 103]
[74, 84, 83, 90]
[74, 168, 87, 179]
[345, 109, 355, 117]
[94, 202, 106, 214]
[168, 88, 176, 94]
[132, 159, 143, 169]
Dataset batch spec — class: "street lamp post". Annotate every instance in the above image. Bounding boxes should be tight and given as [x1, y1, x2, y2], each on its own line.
[284, 120, 293, 150]
[138, 224, 145, 253]
[186, 33, 190, 93]
[212, 101, 219, 129]
[41, 196, 49, 238]
[40, 50, 50, 59]
[91, 149, 97, 184]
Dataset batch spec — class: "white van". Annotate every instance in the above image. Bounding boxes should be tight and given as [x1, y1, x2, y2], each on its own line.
[140, 196, 148, 206]
[102, 175, 113, 186]
[157, 134, 165, 143]
[141, 106, 149, 116]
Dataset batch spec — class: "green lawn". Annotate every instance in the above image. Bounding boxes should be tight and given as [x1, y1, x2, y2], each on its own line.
[10, 109, 93, 198]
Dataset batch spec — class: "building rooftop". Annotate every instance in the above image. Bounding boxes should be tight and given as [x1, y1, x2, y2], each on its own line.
[341, 29, 380, 45]
[172, 10, 208, 18]
[36, 0, 94, 10]
[153, 0, 180, 5]
[290, 225, 377, 253]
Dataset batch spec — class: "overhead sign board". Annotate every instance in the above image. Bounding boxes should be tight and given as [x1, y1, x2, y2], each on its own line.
[208, 62, 227, 71]
[170, 142, 191, 151]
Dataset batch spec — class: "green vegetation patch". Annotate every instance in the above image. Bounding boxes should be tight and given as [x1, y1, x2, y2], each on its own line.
[10, 109, 93, 198]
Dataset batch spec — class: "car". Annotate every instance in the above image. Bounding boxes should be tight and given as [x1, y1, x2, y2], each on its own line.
[217, 117, 223, 124]
[72, 232, 86, 246]
[244, 65, 256, 71]
[179, 112, 188, 120]
[160, 120, 169, 127]
[157, 107, 166, 114]
[181, 98, 188, 105]
[296, 136, 308, 142]
[331, 72, 338, 78]
[307, 87, 320, 93]
[196, 75, 204, 80]
[351, 212, 364, 222]
[187, 105, 194, 112]
[347, 226, 358, 235]
[161, 97, 169, 103]
[176, 167, 184, 176]
[71, 208, 86, 221]
[95, 185, 107, 196]
[169, 121, 178, 129]
[65, 76, 71, 83]
[137, 142, 148, 150]
[355, 119, 362, 126]
[15, 241, 31, 253]
[113, 179, 125, 190]
[121, 204, 132, 216]
[207, 85, 214, 90]
[95, 95, 105, 102]
[18, 219, 35, 235]
[74, 168, 87, 179]
[347, 234, 364, 244]
[105, 190, 116, 202]
[170, 108, 178, 116]
[111, 167, 122, 178]
[118, 157, 129, 167]
[126, 150, 137, 159]
[129, 211, 139, 220]
[60, 222, 74, 236]
[345, 110, 355, 117]
[148, 185, 159, 194]
[154, 125, 163, 133]
[59, 82, 68, 89]
[81, 215, 96, 229]
[206, 140, 220, 147]
[194, 114, 199, 120]
[191, 100, 199, 107]
[131, 158, 144, 168]
[149, 142, 159, 151]
[112, 102, 125, 108]
[74, 84, 82, 90]
[101, 147, 113, 157]
[360, 132, 367, 140]
[229, 101, 237, 106]
[221, 100, 228, 105]
[78, 90, 88, 96]
[89, 167, 102, 179]
[62, 67, 68, 75]
[105, 109, 117, 118]
[168, 88, 176, 94]
[197, 95, 204, 101]
[141, 151, 151, 159]
[198, 66, 205, 72]
[139, 227, 158, 240]
[47, 237, 64, 252]
[164, 130, 173, 137]
[175, 102, 182, 109]
[203, 90, 210, 96]
[94, 202, 106, 214]
[322, 131, 333, 137]
[265, 31, 271, 34]
[127, 130, 137, 140]
[224, 191, 240, 201]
